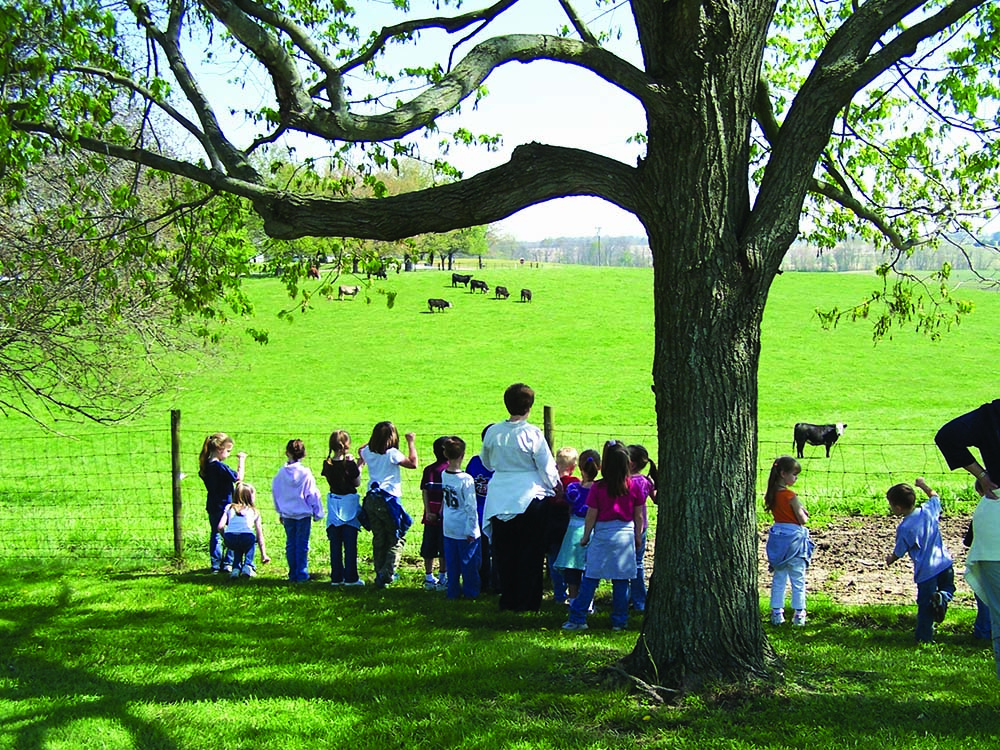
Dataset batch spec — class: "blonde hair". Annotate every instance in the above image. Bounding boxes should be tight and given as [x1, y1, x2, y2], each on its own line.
[556, 446, 578, 472]
[327, 430, 351, 459]
[198, 432, 233, 479]
[232, 482, 257, 511]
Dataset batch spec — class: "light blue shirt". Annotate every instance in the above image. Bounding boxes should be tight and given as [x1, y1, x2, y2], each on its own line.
[893, 494, 953, 583]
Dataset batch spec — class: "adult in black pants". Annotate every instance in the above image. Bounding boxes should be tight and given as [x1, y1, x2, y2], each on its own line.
[480, 383, 560, 612]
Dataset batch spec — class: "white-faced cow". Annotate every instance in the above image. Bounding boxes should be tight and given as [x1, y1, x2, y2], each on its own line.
[470, 279, 489, 294]
[520, 288, 532, 303]
[793, 422, 847, 458]
[452, 273, 473, 287]
[495, 286, 510, 299]
[428, 298, 452, 312]
[338, 285, 360, 300]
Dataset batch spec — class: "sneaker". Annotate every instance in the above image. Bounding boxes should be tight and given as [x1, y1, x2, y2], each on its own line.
[330, 580, 344, 587]
[792, 610, 807, 626]
[561, 621, 589, 631]
[435, 578, 448, 592]
[344, 579, 365, 587]
[373, 575, 387, 590]
[423, 577, 439, 590]
[771, 609, 785, 626]
[612, 625, 626, 632]
[242, 566, 256, 578]
[222, 565, 233, 574]
[229, 565, 241, 578]
[930, 592, 947, 623]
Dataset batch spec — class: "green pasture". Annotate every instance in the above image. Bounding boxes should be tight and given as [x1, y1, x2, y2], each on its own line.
[5, 265, 1000, 749]
[2, 264, 999, 562]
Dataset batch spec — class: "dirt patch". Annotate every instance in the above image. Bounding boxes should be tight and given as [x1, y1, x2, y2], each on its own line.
[754, 513, 974, 607]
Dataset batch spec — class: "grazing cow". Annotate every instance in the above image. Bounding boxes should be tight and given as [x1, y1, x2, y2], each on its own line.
[495, 285, 510, 300]
[452, 273, 473, 287]
[428, 298, 452, 312]
[793, 422, 847, 458]
[470, 279, 489, 294]
[338, 285, 360, 300]
[520, 288, 532, 303]
[308, 266, 320, 279]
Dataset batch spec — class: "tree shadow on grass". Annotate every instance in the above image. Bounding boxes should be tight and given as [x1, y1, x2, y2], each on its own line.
[5, 572, 1000, 748]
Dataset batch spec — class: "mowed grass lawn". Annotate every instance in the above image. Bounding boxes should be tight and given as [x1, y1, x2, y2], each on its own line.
[4, 264, 1000, 749]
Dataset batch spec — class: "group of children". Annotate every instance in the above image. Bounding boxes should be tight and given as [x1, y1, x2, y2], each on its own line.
[197, 426, 657, 629]
[198, 429, 979, 643]
[764, 454, 960, 643]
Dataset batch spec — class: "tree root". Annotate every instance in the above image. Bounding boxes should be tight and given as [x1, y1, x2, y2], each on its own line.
[598, 664, 681, 704]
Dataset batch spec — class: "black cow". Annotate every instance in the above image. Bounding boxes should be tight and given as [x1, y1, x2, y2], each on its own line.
[520, 288, 532, 303]
[452, 273, 473, 287]
[470, 279, 489, 294]
[793, 422, 847, 458]
[495, 285, 510, 299]
[428, 298, 452, 312]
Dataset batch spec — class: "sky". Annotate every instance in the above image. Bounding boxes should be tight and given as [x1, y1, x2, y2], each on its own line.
[230, 0, 651, 242]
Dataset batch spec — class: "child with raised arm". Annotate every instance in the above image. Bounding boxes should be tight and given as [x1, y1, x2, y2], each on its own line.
[217, 481, 270, 577]
[198, 432, 247, 574]
[358, 421, 418, 588]
[885, 477, 955, 643]
[764, 455, 813, 626]
[321, 429, 363, 586]
[440, 436, 481, 599]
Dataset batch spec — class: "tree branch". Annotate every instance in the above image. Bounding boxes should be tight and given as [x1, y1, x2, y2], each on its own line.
[252, 143, 642, 240]
[557, 0, 600, 46]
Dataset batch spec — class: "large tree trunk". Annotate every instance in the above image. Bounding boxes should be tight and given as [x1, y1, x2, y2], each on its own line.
[620, 219, 776, 690]
[621, 0, 780, 690]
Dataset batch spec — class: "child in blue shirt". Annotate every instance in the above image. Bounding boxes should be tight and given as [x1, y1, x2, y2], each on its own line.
[885, 477, 956, 643]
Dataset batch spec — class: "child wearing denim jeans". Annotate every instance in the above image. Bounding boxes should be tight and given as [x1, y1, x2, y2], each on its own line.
[885, 477, 955, 643]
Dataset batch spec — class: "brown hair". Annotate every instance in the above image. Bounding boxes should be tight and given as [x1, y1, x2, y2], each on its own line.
[503, 383, 534, 416]
[367, 421, 399, 454]
[764, 455, 801, 512]
[286, 439, 306, 462]
[886, 483, 916, 511]
[198, 432, 233, 479]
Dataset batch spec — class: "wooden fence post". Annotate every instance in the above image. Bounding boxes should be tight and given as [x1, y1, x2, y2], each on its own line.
[544, 405, 554, 452]
[171, 409, 183, 560]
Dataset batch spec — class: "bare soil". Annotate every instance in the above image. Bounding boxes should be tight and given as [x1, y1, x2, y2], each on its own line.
[753, 513, 975, 607]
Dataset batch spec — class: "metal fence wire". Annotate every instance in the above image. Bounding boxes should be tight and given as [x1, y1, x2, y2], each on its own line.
[0, 413, 967, 563]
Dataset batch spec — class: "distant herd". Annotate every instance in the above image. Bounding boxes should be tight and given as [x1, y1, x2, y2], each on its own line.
[425, 272, 532, 313]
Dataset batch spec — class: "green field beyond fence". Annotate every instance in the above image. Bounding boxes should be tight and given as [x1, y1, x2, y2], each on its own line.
[1, 266, 997, 564]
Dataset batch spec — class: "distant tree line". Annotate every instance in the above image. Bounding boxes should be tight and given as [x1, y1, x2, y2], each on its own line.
[488, 233, 999, 274]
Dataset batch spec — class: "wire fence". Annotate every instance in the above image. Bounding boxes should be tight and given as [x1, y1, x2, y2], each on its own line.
[0, 412, 970, 565]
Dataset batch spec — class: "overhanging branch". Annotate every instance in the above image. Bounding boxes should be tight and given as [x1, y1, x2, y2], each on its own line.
[252, 143, 642, 240]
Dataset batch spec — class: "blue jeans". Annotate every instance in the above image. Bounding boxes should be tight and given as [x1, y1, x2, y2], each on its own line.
[223, 532, 256, 572]
[915, 565, 956, 643]
[568, 576, 630, 629]
[208, 509, 235, 571]
[974, 594, 993, 639]
[629, 529, 647, 610]
[281, 517, 313, 582]
[443, 536, 481, 599]
[327, 524, 360, 583]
